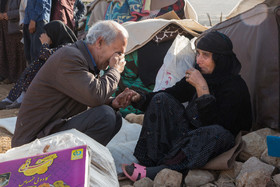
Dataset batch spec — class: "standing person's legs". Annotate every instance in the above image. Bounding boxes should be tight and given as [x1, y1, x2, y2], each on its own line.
[30, 20, 46, 63]
[58, 105, 122, 146]
[23, 24, 31, 64]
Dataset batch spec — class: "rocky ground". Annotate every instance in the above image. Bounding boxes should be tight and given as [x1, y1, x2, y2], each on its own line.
[119, 128, 280, 187]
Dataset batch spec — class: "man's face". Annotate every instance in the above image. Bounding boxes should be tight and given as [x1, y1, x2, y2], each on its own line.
[95, 35, 127, 70]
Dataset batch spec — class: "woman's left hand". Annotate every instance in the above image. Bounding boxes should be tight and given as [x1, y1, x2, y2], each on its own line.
[185, 68, 210, 97]
[2, 13, 8, 20]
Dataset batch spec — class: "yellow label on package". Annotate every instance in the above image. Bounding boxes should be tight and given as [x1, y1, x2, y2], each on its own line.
[71, 148, 84, 160]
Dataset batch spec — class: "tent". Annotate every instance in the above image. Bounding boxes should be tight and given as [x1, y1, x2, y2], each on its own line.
[205, 0, 280, 130]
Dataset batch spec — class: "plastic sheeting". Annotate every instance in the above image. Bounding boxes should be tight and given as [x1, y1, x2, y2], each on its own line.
[153, 35, 195, 91]
[107, 118, 142, 174]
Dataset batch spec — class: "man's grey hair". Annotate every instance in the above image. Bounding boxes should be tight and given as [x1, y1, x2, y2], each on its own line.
[85, 20, 129, 45]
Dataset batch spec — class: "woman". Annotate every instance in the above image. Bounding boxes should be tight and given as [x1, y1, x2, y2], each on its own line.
[0, 20, 77, 109]
[0, 0, 26, 83]
[120, 31, 252, 181]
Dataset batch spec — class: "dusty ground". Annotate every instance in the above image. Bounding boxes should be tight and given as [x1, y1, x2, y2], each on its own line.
[0, 83, 18, 153]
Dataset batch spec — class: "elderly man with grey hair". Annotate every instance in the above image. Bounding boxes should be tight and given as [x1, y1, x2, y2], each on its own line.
[12, 20, 130, 147]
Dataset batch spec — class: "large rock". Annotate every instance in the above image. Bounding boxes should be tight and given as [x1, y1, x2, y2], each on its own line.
[236, 170, 271, 187]
[153, 169, 182, 187]
[134, 177, 153, 187]
[236, 157, 275, 187]
[184, 170, 215, 186]
[273, 174, 280, 187]
[200, 183, 217, 187]
[125, 113, 144, 125]
[215, 177, 235, 187]
[239, 128, 280, 161]
[216, 161, 243, 187]
[261, 148, 280, 167]
[119, 179, 133, 187]
[219, 161, 243, 179]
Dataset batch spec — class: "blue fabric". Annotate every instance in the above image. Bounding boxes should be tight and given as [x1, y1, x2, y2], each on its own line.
[267, 136, 280, 157]
[24, 0, 52, 24]
[105, 0, 149, 23]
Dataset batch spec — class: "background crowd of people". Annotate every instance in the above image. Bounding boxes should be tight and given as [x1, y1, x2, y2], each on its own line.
[0, 0, 85, 108]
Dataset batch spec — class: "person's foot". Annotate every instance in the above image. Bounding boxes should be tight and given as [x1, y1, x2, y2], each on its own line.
[0, 101, 13, 110]
[121, 163, 147, 182]
[6, 101, 21, 109]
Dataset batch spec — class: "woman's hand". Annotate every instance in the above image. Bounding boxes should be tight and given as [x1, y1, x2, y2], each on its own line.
[185, 68, 210, 97]
[39, 33, 52, 45]
[29, 20, 36, 34]
[112, 88, 139, 109]
[2, 13, 8, 20]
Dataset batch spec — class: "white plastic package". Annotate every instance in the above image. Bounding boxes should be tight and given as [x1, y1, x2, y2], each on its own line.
[153, 35, 196, 91]
[107, 118, 142, 174]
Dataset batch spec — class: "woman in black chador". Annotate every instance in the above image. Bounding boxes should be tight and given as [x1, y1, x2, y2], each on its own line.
[121, 31, 252, 181]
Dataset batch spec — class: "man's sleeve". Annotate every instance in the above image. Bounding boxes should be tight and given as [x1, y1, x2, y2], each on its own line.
[54, 50, 121, 107]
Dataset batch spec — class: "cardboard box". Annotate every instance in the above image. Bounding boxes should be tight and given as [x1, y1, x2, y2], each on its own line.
[0, 145, 89, 187]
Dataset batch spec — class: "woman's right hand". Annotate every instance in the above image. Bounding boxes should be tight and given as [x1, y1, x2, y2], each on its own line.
[39, 33, 52, 45]
[185, 68, 209, 97]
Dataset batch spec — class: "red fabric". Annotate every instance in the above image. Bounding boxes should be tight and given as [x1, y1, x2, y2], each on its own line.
[51, 0, 75, 30]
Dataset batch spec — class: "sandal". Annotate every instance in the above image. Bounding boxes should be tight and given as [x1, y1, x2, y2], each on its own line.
[121, 163, 146, 182]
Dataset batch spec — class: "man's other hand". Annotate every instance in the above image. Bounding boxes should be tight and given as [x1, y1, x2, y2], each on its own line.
[112, 88, 138, 109]
[29, 20, 36, 34]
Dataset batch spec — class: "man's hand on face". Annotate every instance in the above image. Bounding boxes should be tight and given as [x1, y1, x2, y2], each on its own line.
[112, 88, 138, 109]
[109, 53, 126, 73]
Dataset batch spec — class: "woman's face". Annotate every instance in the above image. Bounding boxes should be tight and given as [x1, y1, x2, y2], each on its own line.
[196, 49, 215, 74]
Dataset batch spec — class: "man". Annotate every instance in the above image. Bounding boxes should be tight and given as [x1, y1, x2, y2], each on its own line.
[12, 20, 129, 147]
[23, 0, 51, 63]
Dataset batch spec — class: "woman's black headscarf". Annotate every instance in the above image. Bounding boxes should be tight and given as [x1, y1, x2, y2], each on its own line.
[44, 20, 77, 48]
[195, 31, 241, 85]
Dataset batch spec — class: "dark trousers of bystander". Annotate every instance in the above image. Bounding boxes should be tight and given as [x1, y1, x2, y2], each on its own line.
[23, 20, 46, 64]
